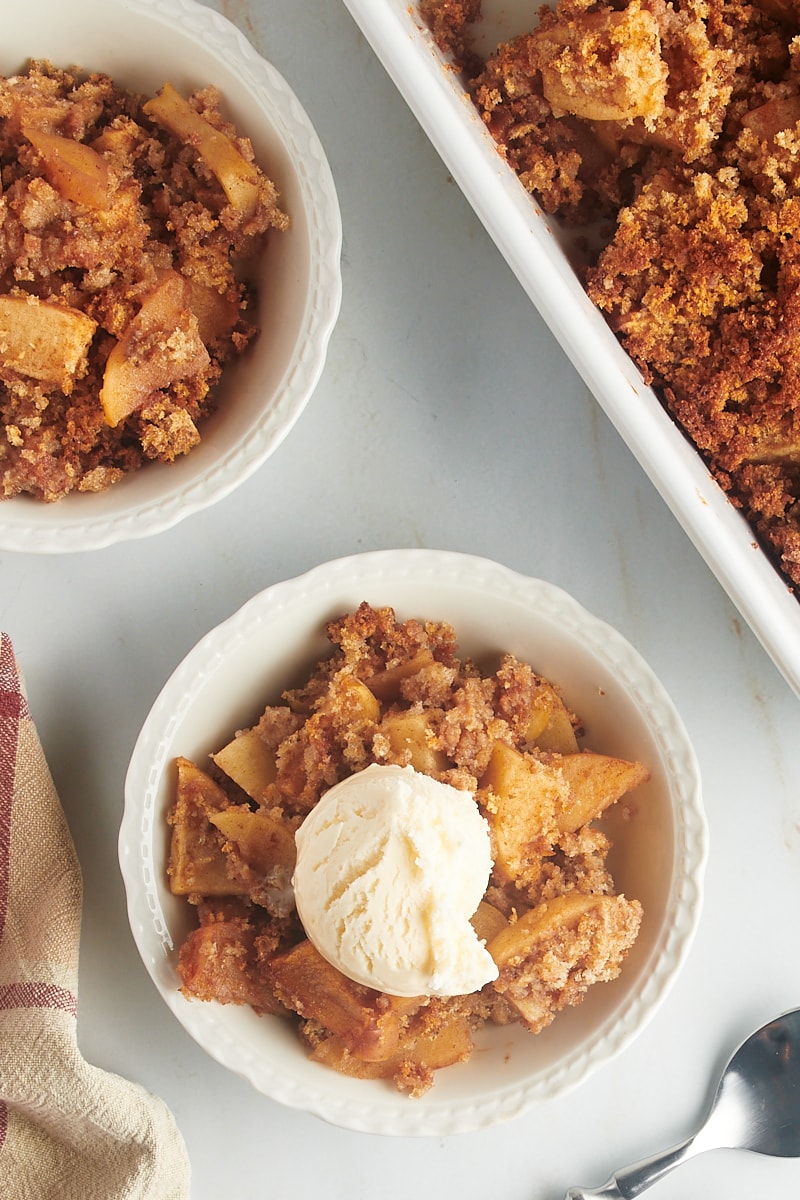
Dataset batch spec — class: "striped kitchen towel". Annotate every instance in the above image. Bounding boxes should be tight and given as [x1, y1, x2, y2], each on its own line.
[0, 633, 190, 1199]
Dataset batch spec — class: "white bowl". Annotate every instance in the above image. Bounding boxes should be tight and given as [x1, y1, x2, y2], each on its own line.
[0, 0, 342, 552]
[341, 0, 800, 701]
[120, 549, 706, 1135]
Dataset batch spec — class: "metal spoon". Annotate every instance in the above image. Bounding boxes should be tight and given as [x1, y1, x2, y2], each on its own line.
[563, 1008, 800, 1199]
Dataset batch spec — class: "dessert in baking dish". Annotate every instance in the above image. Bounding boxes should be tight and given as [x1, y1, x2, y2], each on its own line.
[421, 0, 800, 593]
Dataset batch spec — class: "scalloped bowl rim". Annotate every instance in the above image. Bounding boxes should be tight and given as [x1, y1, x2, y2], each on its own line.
[0, 0, 342, 552]
[120, 549, 707, 1135]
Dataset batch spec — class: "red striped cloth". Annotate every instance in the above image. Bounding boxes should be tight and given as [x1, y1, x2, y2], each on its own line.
[0, 634, 190, 1198]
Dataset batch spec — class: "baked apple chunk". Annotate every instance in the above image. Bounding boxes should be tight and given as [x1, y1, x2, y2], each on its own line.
[177, 912, 286, 1016]
[168, 757, 245, 898]
[100, 271, 210, 427]
[143, 81, 264, 223]
[22, 123, 112, 209]
[0, 295, 96, 391]
[531, 4, 668, 125]
[488, 892, 643, 1033]
[267, 940, 412, 1063]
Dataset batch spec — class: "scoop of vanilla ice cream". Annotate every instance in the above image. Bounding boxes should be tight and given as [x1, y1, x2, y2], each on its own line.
[292, 763, 498, 997]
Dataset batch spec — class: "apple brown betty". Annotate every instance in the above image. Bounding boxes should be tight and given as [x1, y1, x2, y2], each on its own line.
[0, 60, 288, 501]
[168, 602, 648, 1096]
[420, 0, 800, 594]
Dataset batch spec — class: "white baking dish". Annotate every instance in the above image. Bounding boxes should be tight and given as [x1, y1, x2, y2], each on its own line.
[342, 0, 800, 700]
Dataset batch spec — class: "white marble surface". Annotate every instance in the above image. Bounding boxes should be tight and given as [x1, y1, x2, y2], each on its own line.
[2, 1, 799, 1197]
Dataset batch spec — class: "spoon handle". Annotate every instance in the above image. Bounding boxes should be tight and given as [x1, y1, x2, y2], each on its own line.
[563, 1133, 699, 1199]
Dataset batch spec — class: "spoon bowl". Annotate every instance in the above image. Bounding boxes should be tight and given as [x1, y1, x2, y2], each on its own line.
[565, 1008, 800, 1198]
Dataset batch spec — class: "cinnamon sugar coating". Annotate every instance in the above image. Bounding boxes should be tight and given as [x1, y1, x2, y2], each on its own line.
[422, 0, 800, 591]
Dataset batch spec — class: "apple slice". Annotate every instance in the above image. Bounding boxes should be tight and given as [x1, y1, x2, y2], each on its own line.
[0, 295, 97, 389]
[187, 280, 241, 344]
[143, 82, 261, 221]
[99, 270, 210, 427]
[22, 124, 111, 209]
